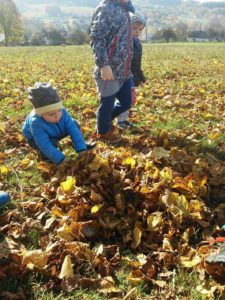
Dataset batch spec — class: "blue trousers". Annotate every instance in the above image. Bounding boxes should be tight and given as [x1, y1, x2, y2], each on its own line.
[97, 77, 134, 134]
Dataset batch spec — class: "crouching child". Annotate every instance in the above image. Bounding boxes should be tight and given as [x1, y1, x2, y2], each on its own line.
[22, 82, 95, 166]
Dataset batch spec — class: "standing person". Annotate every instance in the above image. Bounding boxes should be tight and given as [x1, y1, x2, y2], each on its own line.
[90, 0, 136, 144]
[22, 82, 95, 166]
[117, 11, 146, 128]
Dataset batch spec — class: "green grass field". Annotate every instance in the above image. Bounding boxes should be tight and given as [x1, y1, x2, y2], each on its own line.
[0, 43, 225, 299]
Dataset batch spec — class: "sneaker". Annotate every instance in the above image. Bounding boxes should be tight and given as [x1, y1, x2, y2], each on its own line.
[117, 121, 127, 129]
[118, 120, 135, 128]
[98, 129, 121, 144]
[86, 141, 96, 150]
[0, 192, 10, 209]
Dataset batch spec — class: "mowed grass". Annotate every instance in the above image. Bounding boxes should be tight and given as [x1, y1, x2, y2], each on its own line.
[0, 43, 225, 299]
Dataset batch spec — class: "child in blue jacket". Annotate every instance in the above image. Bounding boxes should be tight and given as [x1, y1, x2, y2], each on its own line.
[90, 0, 136, 144]
[22, 82, 94, 165]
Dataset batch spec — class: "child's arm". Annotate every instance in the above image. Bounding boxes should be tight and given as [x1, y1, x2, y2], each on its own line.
[140, 70, 146, 83]
[31, 125, 65, 165]
[64, 111, 87, 153]
[90, 5, 113, 70]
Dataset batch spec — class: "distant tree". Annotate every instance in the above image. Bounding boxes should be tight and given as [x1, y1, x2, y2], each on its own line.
[0, 0, 23, 46]
[23, 17, 45, 43]
[153, 28, 177, 43]
[43, 25, 66, 45]
[175, 21, 188, 41]
[151, 30, 162, 42]
[29, 32, 46, 46]
[161, 28, 177, 42]
[67, 28, 89, 45]
[208, 19, 225, 40]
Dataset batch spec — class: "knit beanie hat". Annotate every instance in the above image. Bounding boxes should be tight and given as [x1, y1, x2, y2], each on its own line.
[130, 11, 146, 27]
[28, 82, 63, 115]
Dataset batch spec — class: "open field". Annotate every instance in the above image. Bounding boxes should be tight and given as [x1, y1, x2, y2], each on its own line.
[0, 43, 225, 299]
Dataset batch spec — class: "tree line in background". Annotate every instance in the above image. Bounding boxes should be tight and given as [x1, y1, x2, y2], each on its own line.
[26, 23, 90, 46]
[1, 0, 225, 47]
[0, 0, 90, 46]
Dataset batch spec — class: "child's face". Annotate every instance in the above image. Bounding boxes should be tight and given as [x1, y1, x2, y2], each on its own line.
[41, 109, 62, 123]
[133, 22, 144, 39]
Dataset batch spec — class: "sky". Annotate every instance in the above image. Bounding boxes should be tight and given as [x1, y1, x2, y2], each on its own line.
[197, 0, 225, 2]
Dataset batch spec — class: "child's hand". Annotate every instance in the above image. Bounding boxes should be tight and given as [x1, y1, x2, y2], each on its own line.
[101, 65, 114, 80]
[54, 158, 70, 178]
[131, 87, 137, 105]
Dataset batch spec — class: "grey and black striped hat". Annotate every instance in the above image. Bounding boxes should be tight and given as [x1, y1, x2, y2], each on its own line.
[130, 11, 146, 27]
[28, 82, 62, 115]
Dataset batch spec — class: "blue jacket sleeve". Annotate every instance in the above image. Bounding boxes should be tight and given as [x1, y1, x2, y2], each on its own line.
[31, 120, 65, 165]
[90, 5, 113, 68]
[64, 111, 87, 153]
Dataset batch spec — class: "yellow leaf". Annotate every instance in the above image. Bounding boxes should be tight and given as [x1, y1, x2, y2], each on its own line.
[22, 249, 48, 270]
[131, 226, 142, 249]
[199, 89, 205, 94]
[16, 133, 24, 142]
[0, 165, 9, 175]
[160, 167, 172, 181]
[122, 157, 136, 168]
[180, 255, 201, 268]
[145, 160, 152, 171]
[128, 276, 143, 286]
[162, 237, 174, 252]
[179, 194, 189, 213]
[20, 158, 33, 169]
[128, 270, 144, 286]
[91, 203, 104, 214]
[209, 131, 222, 140]
[200, 176, 207, 187]
[60, 177, 76, 194]
[146, 166, 160, 179]
[147, 212, 163, 231]
[57, 223, 74, 241]
[88, 156, 109, 172]
[59, 255, 74, 279]
[189, 200, 204, 213]
[0, 124, 6, 133]
[52, 206, 65, 218]
[37, 161, 53, 173]
[202, 113, 214, 120]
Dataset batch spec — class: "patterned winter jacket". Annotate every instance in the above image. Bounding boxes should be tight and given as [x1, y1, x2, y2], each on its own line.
[131, 38, 146, 86]
[90, 0, 134, 80]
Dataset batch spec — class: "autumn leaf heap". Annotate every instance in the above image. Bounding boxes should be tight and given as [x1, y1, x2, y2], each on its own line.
[1, 139, 225, 297]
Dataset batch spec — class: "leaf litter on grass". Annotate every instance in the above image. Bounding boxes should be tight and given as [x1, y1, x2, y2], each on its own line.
[0, 44, 225, 299]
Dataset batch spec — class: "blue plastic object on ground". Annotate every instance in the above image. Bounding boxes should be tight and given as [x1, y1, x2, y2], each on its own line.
[0, 191, 10, 209]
